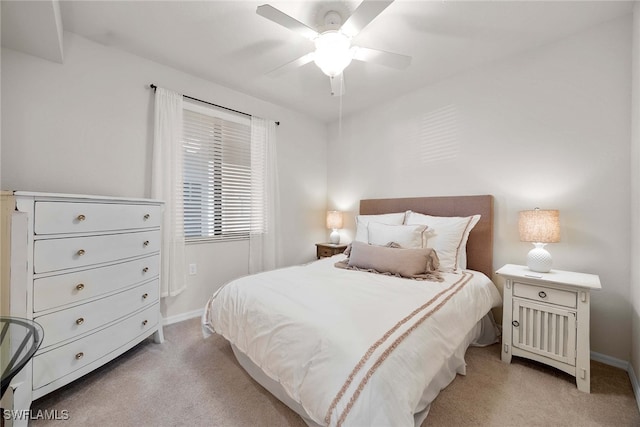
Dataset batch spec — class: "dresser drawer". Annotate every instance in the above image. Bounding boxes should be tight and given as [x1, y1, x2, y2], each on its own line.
[34, 230, 160, 273]
[33, 303, 159, 390]
[33, 254, 160, 312]
[34, 202, 161, 235]
[513, 282, 577, 308]
[35, 279, 159, 349]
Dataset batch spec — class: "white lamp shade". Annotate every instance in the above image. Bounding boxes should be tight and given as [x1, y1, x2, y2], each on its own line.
[326, 210, 343, 230]
[518, 209, 560, 243]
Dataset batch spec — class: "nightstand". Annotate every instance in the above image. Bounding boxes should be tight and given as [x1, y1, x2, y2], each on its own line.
[315, 243, 348, 259]
[497, 264, 601, 393]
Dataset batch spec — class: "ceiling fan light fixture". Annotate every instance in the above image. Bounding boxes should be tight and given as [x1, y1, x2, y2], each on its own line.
[313, 31, 353, 77]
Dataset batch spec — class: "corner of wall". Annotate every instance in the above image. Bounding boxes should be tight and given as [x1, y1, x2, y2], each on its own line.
[629, 361, 640, 413]
[592, 350, 640, 412]
[631, 0, 640, 394]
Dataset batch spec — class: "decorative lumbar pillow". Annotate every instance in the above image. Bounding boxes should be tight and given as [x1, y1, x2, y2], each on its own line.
[345, 241, 440, 279]
[354, 212, 406, 243]
[367, 222, 429, 249]
[405, 211, 481, 273]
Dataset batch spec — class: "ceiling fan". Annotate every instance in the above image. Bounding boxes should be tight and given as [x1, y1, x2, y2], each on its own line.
[256, 0, 412, 97]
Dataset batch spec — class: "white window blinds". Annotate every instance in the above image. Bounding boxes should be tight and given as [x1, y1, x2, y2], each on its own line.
[182, 101, 252, 242]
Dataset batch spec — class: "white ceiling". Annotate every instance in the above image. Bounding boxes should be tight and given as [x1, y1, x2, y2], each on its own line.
[2, 0, 634, 123]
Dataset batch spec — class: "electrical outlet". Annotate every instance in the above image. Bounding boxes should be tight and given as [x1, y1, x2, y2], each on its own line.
[188, 263, 197, 275]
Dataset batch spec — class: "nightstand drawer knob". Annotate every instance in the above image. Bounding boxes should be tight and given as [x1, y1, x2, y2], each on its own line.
[75, 352, 84, 360]
[538, 291, 547, 299]
[512, 320, 520, 327]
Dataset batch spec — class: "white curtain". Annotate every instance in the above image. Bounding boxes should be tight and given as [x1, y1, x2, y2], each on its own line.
[152, 87, 187, 297]
[249, 117, 280, 274]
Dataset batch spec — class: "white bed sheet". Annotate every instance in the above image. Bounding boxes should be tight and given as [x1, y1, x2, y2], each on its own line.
[203, 255, 502, 427]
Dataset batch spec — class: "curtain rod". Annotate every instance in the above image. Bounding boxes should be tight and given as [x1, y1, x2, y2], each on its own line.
[150, 84, 279, 126]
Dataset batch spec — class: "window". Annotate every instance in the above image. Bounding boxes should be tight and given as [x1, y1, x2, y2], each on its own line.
[182, 101, 252, 242]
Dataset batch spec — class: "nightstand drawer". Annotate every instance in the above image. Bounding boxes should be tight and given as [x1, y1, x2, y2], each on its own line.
[513, 282, 576, 308]
[315, 243, 347, 259]
[318, 246, 337, 257]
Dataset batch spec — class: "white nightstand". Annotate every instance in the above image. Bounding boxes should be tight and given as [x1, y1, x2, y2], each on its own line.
[497, 264, 601, 393]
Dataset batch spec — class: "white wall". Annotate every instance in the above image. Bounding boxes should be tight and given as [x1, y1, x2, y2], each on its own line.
[1, 32, 328, 320]
[328, 17, 632, 360]
[631, 1, 640, 381]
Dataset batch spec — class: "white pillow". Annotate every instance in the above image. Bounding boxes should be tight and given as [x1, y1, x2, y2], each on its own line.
[405, 211, 481, 272]
[354, 212, 406, 243]
[367, 223, 428, 249]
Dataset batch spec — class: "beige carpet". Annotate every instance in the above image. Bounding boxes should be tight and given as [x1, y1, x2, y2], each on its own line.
[30, 318, 639, 426]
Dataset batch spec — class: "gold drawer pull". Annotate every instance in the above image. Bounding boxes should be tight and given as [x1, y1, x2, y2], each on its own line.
[76, 283, 85, 291]
[142, 320, 148, 326]
[142, 267, 149, 273]
[143, 240, 150, 247]
[143, 214, 150, 220]
[142, 293, 149, 299]
[77, 214, 86, 221]
[77, 249, 86, 256]
[75, 352, 84, 360]
[76, 317, 85, 325]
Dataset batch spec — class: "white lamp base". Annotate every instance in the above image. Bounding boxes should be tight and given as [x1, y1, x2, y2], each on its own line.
[329, 229, 340, 244]
[527, 242, 552, 273]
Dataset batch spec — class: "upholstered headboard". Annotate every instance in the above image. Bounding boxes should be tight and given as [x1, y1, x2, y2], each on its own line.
[359, 195, 494, 278]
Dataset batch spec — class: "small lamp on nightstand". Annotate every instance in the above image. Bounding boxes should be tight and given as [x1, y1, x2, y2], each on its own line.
[519, 208, 560, 273]
[326, 210, 343, 244]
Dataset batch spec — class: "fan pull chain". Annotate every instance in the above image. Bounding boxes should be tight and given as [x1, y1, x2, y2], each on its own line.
[338, 79, 344, 141]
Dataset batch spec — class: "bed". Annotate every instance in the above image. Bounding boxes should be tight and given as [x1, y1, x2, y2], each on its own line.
[203, 195, 502, 426]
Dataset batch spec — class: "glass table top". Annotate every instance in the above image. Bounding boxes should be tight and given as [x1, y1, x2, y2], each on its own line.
[1, 317, 44, 398]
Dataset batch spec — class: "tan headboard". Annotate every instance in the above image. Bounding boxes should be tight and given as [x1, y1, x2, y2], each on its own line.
[359, 195, 494, 278]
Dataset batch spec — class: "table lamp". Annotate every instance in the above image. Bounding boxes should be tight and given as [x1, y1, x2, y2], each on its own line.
[518, 208, 560, 273]
[326, 211, 343, 244]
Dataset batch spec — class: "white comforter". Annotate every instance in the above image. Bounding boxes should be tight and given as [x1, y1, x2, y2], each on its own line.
[204, 255, 501, 427]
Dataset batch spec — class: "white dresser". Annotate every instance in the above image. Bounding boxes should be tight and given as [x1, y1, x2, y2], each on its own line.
[4, 192, 164, 423]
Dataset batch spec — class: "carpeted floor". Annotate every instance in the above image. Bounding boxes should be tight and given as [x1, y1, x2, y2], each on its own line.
[30, 318, 640, 426]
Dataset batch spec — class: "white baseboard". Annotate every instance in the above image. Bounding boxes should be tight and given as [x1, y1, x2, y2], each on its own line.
[163, 308, 204, 325]
[591, 351, 640, 413]
[629, 363, 640, 414]
[591, 350, 629, 370]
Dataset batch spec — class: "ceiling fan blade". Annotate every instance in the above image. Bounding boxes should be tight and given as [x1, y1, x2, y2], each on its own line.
[340, 0, 394, 37]
[329, 74, 345, 97]
[266, 52, 315, 77]
[352, 46, 411, 69]
[256, 4, 319, 40]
